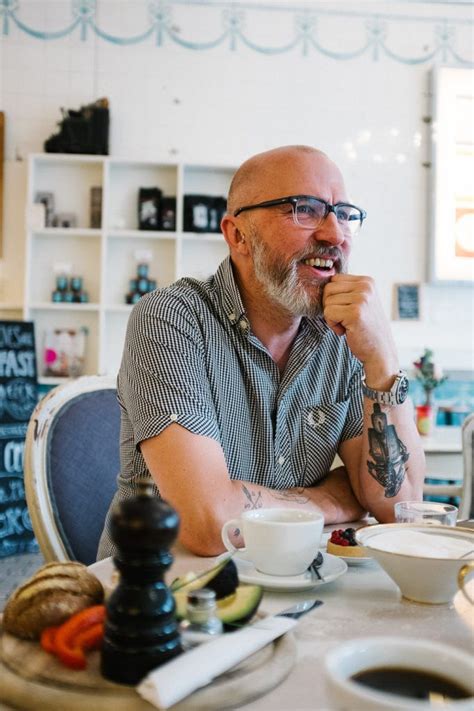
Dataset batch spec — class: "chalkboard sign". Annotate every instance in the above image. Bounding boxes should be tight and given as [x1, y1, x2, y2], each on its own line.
[0, 321, 39, 558]
[393, 283, 421, 321]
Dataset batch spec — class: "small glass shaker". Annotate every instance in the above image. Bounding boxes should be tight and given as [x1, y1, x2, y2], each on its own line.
[180, 588, 223, 647]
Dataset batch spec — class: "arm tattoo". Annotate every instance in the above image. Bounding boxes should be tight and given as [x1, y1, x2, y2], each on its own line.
[270, 487, 310, 504]
[366, 403, 409, 498]
[242, 484, 263, 509]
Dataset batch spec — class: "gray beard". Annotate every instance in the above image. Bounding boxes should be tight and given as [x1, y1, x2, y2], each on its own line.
[251, 234, 347, 318]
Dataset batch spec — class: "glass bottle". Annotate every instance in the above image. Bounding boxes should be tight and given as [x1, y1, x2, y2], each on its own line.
[180, 588, 223, 647]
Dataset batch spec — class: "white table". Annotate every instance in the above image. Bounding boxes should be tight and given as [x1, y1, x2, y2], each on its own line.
[164, 530, 473, 710]
[422, 427, 463, 481]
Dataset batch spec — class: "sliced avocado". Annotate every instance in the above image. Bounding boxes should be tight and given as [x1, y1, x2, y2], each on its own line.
[170, 557, 239, 600]
[174, 584, 263, 630]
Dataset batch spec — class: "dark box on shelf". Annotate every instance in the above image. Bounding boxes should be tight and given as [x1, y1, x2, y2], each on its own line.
[90, 186, 102, 228]
[183, 195, 226, 233]
[159, 197, 176, 231]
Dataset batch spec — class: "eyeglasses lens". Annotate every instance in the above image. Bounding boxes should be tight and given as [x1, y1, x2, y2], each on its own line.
[295, 198, 363, 235]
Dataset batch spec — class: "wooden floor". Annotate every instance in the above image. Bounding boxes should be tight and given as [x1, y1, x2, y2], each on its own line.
[0, 552, 45, 611]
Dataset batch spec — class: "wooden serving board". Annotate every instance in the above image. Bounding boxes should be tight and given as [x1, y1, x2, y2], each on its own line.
[0, 629, 296, 710]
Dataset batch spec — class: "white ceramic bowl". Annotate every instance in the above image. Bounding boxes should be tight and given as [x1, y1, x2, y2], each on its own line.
[325, 636, 474, 711]
[355, 523, 474, 604]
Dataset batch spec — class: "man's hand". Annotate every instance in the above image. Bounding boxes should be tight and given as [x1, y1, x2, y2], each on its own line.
[323, 274, 399, 389]
[308, 465, 367, 524]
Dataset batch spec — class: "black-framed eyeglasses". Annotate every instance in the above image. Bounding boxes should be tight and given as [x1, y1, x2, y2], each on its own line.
[234, 195, 367, 236]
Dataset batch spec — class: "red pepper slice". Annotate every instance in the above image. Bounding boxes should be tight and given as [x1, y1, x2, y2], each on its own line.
[40, 625, 59, 655]
[53, 605, 106, 670]
[74, 622, 104, 651]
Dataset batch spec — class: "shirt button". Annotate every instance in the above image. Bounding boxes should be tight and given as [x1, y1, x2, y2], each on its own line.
[170, 413, 178, 422]
[228, 312, 236, 322]
[278, 455, 285, 465]
[239, 319, 248, 330]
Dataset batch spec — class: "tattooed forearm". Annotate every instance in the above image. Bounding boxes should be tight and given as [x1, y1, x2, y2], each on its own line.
[242, 484, 263, 509]
[366, 404, 409, 497]
[270, 488, 310, 504]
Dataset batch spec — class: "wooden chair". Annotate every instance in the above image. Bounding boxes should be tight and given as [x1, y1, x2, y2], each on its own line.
[24, 375, 120, 565]
[423, 413, 474, 520]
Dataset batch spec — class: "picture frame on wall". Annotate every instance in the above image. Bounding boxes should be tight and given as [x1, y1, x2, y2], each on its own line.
[393, 282, 422, 321]
[430, 67, 474, 284]
[392, 283, 422, 321]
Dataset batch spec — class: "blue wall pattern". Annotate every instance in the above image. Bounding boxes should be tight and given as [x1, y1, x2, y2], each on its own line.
[1, 0, 473, 65]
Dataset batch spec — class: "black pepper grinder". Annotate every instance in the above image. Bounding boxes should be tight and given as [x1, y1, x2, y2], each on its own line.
[101, 481, 182, 685]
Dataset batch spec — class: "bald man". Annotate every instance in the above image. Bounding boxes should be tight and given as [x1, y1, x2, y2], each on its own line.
[98, 145, 424, 558]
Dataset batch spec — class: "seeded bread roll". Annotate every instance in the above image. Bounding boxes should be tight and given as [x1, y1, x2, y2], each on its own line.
[3, 561, 104, 640]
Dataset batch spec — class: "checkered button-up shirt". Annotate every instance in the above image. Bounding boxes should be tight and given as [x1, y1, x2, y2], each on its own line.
[97, 257, 363, 559]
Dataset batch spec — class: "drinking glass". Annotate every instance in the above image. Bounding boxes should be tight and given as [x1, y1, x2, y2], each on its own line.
[394, 500, 458, 526]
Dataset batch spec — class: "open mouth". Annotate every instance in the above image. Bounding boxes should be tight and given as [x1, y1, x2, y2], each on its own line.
[302, 257, 336, 273]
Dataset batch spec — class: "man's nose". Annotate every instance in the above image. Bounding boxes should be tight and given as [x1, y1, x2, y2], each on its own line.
[314, 212, 346, 246]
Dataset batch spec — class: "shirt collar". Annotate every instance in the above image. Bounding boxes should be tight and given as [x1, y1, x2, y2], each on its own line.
[215, 257, 247, 327]
[214, 256, 331, 340]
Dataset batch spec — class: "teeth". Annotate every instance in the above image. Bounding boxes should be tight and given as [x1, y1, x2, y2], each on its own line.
[304, 258, 334, 269]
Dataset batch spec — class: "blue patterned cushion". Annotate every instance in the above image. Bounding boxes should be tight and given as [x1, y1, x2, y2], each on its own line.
[47, 389, 120, 565]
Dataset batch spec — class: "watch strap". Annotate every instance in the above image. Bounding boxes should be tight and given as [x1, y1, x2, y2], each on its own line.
[361, 370, 409, 406]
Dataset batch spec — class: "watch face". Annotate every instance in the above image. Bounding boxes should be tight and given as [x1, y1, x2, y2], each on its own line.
[397, 375, 409, 404]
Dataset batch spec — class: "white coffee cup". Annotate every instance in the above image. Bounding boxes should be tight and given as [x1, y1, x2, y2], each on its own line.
[221, 508, 324, 576]
[324, 636, 474, 710]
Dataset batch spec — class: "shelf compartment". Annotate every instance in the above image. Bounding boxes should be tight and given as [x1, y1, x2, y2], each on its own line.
[104, 236, 176, 305]
[107, 162, 178, 232]
[29, 232, 102, 303]
[182, 165, 234, 195]
[28, 307, 99, 379]
[178, 237, 228, 280]
[31, 157, 103, 229]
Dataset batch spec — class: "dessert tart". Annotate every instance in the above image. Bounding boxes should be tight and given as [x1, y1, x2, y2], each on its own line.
[327, 528, 368, 558]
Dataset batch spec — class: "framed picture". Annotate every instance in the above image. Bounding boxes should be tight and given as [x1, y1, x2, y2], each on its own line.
[430, 67, 474, 284]
[393, 283, 421, 321]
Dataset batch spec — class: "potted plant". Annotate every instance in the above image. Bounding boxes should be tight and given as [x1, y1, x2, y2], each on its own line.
[413, 349, 447, 435]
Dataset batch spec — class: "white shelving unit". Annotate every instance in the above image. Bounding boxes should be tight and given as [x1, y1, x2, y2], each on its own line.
[24, 154, 234, 383]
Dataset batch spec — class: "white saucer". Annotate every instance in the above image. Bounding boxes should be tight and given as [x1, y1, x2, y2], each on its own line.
[232, 551, 347, 591]
[325, 547, 374, 566]
[336, 555, 373, 566]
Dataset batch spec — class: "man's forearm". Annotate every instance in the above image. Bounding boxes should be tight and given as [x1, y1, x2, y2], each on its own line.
[347, 398, 425, 522]
[181, 467, 366, 556]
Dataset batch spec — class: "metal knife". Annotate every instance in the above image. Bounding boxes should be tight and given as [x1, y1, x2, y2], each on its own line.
[137, 599, 323, 709]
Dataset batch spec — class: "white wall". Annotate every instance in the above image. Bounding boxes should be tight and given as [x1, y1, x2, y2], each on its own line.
[0, 0, 473, 369]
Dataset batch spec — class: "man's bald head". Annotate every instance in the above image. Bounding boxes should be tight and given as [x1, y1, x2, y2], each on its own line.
[227, 145, 331, 216]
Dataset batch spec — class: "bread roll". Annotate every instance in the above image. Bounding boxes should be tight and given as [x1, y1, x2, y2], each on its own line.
[3, 561, 104, 639]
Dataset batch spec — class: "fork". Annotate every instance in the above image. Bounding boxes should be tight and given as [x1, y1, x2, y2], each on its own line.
[308, 551, 325, 582]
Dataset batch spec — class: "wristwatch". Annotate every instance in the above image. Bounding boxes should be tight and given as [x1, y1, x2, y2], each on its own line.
[361, 369, 409, 406]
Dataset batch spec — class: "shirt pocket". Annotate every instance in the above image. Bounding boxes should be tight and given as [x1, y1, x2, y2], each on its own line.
[302, 400, 350, 485]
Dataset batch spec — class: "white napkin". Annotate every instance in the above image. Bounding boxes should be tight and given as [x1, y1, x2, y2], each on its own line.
[369, 530, 473, 558]
[137, 615, 296, 709]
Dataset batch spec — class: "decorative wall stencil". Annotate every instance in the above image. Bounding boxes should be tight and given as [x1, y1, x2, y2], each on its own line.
[0, 0, 472, 66]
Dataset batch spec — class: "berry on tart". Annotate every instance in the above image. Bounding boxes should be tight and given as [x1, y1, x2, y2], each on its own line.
[327, 528, 367, 558]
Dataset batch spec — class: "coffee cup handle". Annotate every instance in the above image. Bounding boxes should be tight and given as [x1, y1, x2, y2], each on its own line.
[458, 562, 474, 604]
[221, 518, 245, 554]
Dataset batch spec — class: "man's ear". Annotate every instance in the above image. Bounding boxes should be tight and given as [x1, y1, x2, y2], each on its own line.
[221, 215, 249, 254]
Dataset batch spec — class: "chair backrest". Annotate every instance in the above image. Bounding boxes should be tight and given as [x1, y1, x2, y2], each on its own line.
[462, 412, 474, 519]
[24, 375, 120, 565]
[422, 418, 474, 520]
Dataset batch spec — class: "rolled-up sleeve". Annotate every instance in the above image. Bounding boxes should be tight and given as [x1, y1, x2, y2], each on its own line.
[118, 290, 221, 448]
